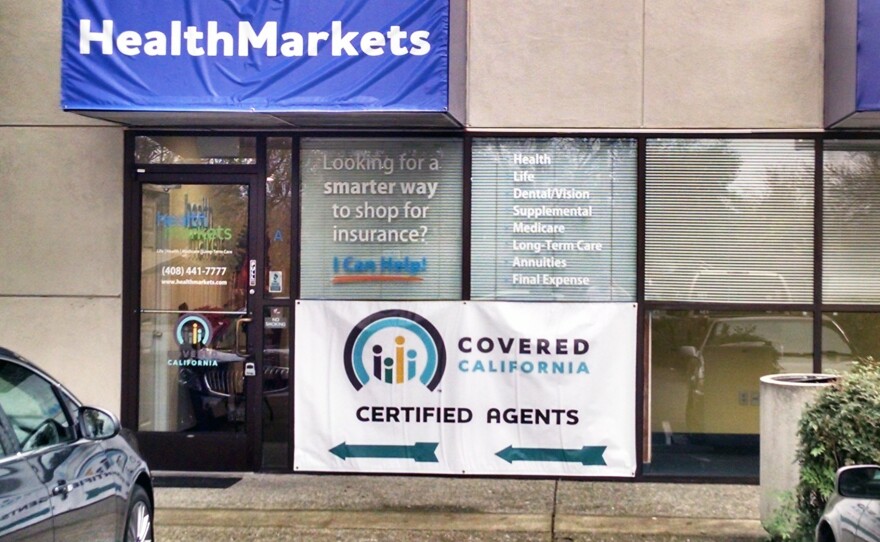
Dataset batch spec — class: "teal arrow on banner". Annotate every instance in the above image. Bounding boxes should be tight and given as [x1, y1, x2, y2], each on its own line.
[330, 442, 439, 463]
[495, 445, 607, 466]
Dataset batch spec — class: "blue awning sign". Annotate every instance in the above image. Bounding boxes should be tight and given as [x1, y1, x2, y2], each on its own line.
[61, 1, 454, 115]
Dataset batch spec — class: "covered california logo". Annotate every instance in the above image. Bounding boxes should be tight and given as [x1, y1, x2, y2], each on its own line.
[176, 314, 213, 350]
[344, 310, 445, 391]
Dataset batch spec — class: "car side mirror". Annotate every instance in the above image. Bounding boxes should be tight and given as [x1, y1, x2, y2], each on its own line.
[837, 465, 880, 499]
[79, 406, 120, 440]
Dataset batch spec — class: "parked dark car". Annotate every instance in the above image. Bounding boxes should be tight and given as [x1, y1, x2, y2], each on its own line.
[816, 465, 880, 542]
[0, 347, 153, 541]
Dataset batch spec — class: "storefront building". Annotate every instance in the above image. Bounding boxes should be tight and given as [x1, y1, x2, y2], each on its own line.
[2, 0, 879, 481]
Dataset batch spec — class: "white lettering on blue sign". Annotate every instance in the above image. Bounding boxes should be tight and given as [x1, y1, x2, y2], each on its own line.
[79, 19, 432, 57]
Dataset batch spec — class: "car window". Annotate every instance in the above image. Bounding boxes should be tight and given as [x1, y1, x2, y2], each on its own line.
[706, 319, 812, 353]
[60, 391, 81, 431]
[822, 325, 853, 355]
[0, 361, 75, 452]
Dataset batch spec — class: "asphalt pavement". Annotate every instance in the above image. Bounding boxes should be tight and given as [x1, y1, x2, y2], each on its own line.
[152, 472, 769, 541]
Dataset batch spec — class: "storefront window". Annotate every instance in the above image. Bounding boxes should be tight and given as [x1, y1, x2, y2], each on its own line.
[135, 136, 256, 165]
[645, 139, 815, 303]
[127, 132, 880, 480]
[644, 139, 817, 478]
[299, 138, 463, 300]
[471, 138, 636, 301]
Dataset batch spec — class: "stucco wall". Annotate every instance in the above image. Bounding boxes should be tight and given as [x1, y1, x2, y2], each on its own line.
[467, 0, 824, 129]
[0, 2, 123, 412]
[0, 0, 827, 418]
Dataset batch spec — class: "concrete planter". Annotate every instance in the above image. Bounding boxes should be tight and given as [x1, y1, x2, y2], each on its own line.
[759, 373, 837, 527]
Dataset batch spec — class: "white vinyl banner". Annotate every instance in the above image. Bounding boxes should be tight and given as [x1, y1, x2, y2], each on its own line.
[294, 300, 637, 477]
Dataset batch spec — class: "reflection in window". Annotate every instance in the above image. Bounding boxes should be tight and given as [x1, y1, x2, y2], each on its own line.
[135, 136, 256, 165]
[821, 312, 880, 374]
[647, 310, 814, 478]
[266, 138, 292, 298]
[140, 184, 250, 312]
[262, 306, 290, 470]
[706, 319, 812, 353]
[138, 313, 248, 432]
[647, 310, 865, 478]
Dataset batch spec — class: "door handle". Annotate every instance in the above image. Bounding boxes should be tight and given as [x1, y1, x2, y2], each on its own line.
[52, 481, 74, 496]
[235, 318, 253, 357]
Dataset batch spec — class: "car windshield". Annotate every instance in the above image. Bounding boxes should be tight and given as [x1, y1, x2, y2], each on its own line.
[822, 325, 852, 355]
[704, 318, 854, 357]
[705, 319, 812, 353]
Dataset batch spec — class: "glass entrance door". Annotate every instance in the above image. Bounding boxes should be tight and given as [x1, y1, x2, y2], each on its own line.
[137, 179, 258, 470]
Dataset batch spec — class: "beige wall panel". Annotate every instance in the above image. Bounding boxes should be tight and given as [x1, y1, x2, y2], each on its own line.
[0, 126, 124, 296]
[644, 0, 824, 129]
[0, 1, 112, 126]
[0, 297, 121, 413]
[467, 0, 643, 128]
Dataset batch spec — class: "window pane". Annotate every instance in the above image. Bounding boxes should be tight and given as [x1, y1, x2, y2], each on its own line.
[266, 138, 293, 299]
[824, 141, 880, 303]
[821, 312, 880, 373]
[300, 138, 463, 300]
[471, 138, 636, 301]
[645, 139, 814, 303]
[262, 306, 290, 469]
[135, 136, 256, 165]
[647, 310, 814, 478]
[141, 184, 249, 312]
[138, 312, 248, 432]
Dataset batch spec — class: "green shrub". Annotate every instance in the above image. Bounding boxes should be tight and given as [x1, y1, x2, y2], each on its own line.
[764, 490, 798, 541]
[790, 359, 880, 540]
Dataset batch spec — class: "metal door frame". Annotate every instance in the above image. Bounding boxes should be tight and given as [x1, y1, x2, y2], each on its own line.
[122, 162, 267, 471]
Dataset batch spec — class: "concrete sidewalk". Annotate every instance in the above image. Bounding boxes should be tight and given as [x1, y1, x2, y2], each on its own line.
[152, 473, 768, 541]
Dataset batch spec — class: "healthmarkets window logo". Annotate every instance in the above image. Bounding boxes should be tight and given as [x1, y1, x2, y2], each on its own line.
[77, 20, 431, 58]
[344, 310, 445, 391]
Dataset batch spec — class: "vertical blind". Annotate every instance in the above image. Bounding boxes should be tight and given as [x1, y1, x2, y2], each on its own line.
[299, 138, 463, 300]
[824, 141, 880, 304]
[645, 139, 815, 303]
